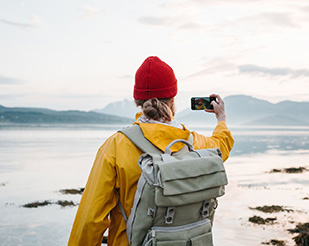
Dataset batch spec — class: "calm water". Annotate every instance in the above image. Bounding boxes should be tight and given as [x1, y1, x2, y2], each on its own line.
[0, 124, 309, 246]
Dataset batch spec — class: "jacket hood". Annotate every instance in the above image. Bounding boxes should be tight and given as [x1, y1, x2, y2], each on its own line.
[134, 113, 191, 152]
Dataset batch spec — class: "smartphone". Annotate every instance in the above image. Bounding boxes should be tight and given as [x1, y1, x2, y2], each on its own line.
[191, 97, 216, 110]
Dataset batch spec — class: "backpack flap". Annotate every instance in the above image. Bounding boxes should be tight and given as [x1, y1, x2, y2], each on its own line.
[155, 148, 228, 207]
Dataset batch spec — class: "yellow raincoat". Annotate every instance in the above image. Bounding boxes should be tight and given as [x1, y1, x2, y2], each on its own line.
[68, 116, 234, 246]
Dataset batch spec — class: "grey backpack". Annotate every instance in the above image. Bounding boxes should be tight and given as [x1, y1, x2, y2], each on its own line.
[118, 125, 228, 246]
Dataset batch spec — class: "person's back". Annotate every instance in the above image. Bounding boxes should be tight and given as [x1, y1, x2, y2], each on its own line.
[68, 56, 234, 246]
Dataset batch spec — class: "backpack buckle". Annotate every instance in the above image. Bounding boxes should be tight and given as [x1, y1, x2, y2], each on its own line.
[147, 207, 156, 218]
[201, 200, 210, 219]
[164, 207, 176, 224]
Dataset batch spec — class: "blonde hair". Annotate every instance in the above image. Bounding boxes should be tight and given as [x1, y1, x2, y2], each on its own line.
[135, 98, 175, 123]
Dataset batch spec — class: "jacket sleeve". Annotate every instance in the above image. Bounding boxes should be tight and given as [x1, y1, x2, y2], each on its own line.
[191, 121, 234, 162]
[68, 134, 118, 246]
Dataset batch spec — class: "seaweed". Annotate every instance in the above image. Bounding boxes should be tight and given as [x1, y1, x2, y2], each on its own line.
[270, 169, 282, 173]
[59, 188, 84, 195]
[249, 215, 277, 225]
[288, 223, 309, 246]
[22, 200, 52, 208]
[56, 200, 76, 207]
[249, 205, 293, 213]
[23, 200, 76, 208]
[270, 167, 308, 174]
[262, 239, 286, 245]
[284, 167, 307, 173]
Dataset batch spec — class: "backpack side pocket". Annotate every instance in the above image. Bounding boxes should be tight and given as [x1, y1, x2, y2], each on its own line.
[142, 219, 213, 246]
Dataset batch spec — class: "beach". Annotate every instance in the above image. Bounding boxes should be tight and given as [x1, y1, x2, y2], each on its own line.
[0, 125, 308, 245]
[214, 150, 309, 245]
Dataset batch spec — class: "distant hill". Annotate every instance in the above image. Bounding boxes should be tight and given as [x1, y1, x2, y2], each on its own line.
[177, 95, 309, 126]
[92, 99, 139, 119]
[96, 95, 309, 126]
[1, 95, 308, 126]
[0, 105, 133, 124]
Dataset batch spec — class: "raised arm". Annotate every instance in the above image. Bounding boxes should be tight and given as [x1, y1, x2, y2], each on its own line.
[192, 94, 234, 162]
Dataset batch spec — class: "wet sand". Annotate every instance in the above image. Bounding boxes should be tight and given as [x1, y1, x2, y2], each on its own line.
[213, 150, 309, 246]
[17, 151, 308, 245]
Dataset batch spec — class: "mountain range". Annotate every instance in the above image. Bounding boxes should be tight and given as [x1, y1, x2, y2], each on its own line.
[93, 95, 309, 126]
[0, 105, 133, 124]
[92, 99, 139, 119]
[1, 95, 308, 126]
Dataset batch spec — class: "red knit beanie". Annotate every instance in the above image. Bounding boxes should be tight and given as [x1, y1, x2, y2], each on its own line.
[134, 56, 177, 100]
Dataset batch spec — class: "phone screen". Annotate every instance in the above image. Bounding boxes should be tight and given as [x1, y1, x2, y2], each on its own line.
[191, 97, 216, 110]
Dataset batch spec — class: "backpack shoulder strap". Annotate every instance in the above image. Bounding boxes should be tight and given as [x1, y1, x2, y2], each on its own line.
[118, 124, 161, 225]
[118, 124, 162, 154]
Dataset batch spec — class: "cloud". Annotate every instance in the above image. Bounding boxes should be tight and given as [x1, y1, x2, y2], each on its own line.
[138, 16, 208, 31]
[260, 12, 299, 28]
[238, 64, 309, 78]
[1, 19, 36, 28]
[1, 15, 43, 29]
[301, 5, 309, 13]
[192, 0, 258, 2]
[222, 12, 300, 33]
[178, 22, 208, 31]
[198, 11, 302, 39]
[187, 61, 309, 79]
[137, 16, 171, 26]
[190, 0, 304, 5]
[140, 3, 202, 29]
[0, 75, 26, 85]
[187, 59, 237, 78]
[78, 6, 102, 20]
[138, 10, 300, 36]
[56, 93, 108, 99]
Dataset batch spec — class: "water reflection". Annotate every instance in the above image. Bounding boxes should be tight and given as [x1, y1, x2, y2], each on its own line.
[231, 134, 309, 156]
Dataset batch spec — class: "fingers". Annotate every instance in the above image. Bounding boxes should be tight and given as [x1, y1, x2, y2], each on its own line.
[209, 94, 223, 105]
[204, 108, 215, 113]
[206, 94, 226, 122]
[205, 94, 220, 113]
[204, 94, 225, 113]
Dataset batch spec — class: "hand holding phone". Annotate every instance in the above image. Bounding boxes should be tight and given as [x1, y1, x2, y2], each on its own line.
[191, 94, 226, 122]
[206, 94, 226, 122]
[191, 97, 217, 110]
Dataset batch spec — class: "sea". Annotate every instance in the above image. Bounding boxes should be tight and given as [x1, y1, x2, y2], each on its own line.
[0, 123, 308, 246]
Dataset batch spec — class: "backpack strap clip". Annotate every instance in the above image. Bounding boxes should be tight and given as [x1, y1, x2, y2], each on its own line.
[201, 200, 210, 219]
[164, 206, 176, 224]
[147, 207, 156, 218]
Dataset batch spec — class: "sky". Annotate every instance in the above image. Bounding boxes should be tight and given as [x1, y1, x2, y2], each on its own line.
[1, 0, 309, 111]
